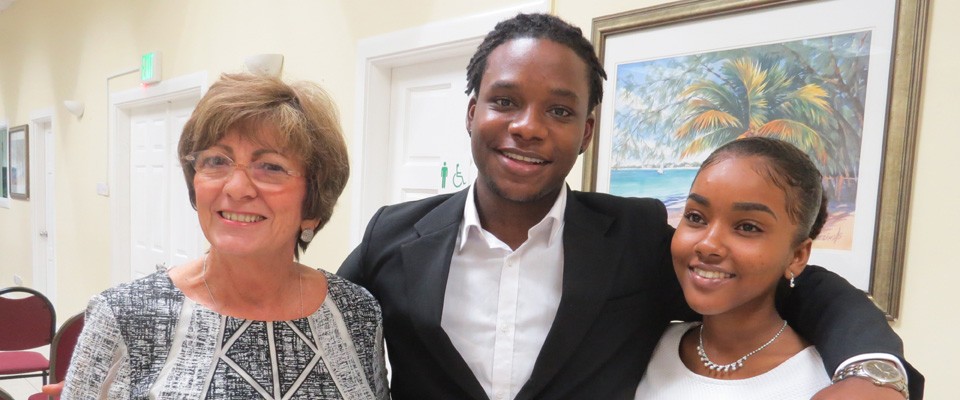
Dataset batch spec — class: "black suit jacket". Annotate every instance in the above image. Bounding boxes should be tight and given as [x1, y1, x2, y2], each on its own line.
[339, 189, 923, 399]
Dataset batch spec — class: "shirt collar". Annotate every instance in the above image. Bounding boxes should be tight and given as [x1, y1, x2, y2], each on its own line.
[459, 184, 567, 252]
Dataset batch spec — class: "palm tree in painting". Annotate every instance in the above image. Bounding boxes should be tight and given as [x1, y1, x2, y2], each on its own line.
[673, 57, 836, 165]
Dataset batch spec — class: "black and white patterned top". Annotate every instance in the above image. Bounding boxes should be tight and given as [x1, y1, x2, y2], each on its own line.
[62, 269, 388, 400]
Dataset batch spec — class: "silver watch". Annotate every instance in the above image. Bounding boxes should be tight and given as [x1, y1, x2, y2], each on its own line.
[833, 360, 909, 399]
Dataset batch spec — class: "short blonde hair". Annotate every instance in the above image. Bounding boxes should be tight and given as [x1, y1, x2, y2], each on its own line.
[178, 73, 349, 255]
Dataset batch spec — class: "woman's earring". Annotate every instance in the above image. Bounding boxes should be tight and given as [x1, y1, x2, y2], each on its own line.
[789, 272, 796, 288]
[300, 228, 315, 243]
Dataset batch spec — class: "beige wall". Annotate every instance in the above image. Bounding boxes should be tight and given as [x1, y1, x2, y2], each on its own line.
[890, 0, 958, 394]
[0, 0, 953, 396]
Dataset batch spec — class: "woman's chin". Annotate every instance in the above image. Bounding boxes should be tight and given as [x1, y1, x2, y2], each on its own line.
[683, 293, 729, 317]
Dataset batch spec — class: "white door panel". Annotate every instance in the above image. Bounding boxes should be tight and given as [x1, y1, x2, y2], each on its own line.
[129, 97, 202, 279]
[30, 117, 55, 301]
[168, 137, 189, 265]
[388, 55, 475, 206]
[43, 121, 55, 297]
[168, 102, 205, 268]
[130, 103, 169, 279]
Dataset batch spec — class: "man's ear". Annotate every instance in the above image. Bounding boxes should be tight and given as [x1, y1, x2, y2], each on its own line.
[785, 238, 813, 280]
[466, 96, 478, 136]
[580, 113, 595, 154]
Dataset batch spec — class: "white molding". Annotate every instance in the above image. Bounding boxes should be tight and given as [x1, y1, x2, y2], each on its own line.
[109, 72, 208, 107]
[349, 1, 548, 245]
[29, 109, 55, 301]
[28, 108, 54, 120]
[108, 71, 207, 285]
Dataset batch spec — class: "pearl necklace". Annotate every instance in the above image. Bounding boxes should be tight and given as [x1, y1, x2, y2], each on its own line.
[201, 255, 304, 318]
[697, 320, 788, 373]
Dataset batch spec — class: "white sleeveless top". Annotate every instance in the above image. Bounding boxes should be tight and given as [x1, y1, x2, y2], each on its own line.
[635, 322, 831, 399]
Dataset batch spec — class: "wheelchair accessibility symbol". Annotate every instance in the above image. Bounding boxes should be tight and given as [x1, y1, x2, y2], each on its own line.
[441, 162, 467, 189]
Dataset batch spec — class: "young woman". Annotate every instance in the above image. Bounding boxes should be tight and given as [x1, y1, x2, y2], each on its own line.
[636, 137, 832, 398]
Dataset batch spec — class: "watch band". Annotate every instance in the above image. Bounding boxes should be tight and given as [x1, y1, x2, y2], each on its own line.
[833, 360, 909, 399]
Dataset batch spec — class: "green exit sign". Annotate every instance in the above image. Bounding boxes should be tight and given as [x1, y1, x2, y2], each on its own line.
[141, 52, 162, 84]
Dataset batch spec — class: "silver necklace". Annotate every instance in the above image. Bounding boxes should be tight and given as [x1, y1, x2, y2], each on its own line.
[697, 320, 788, 373]
[201, 255, 305, 318]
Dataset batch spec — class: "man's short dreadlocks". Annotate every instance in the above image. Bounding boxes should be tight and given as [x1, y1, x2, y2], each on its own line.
[465, 13, 607, 112]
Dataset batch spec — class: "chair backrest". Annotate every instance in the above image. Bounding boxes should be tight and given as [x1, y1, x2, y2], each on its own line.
[50, 312, 85, 383]
[0, 286, 57, 350]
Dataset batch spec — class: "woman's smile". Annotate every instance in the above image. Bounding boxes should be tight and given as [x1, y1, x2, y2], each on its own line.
[685, 264, 736, 291]
[691, 266, 735, 280]
[219, 211, 266, 223]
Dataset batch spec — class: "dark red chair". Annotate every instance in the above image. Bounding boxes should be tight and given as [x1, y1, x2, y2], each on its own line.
[0, 287, 57, 386]
[28, 312, 85, 400]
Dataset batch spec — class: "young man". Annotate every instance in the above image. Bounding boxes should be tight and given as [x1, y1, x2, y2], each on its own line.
[339, 13, 921, 400]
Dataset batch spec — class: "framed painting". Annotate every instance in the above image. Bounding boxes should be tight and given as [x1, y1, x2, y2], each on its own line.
[583, 0, 928, 319]
[9, 124, 29, 200]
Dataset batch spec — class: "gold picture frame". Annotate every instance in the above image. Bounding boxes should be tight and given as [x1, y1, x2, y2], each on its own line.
[584, 0, 928, 319]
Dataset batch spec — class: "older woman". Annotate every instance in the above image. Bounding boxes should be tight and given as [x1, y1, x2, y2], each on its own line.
[62, 73, 387, 399]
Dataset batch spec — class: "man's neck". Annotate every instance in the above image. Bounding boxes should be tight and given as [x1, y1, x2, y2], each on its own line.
[474, 186, 561, 250]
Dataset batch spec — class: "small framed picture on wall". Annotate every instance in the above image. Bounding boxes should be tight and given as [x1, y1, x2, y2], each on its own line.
[9, 124, 29, 200]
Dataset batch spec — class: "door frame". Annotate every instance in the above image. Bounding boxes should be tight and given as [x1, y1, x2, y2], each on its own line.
[109, 72, 207, 285]
[29, 108, 55, 300]
[350, 1, 548, 244]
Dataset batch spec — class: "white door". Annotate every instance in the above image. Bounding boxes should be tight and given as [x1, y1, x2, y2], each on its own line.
[351, 2, 548, 243]
[129, 97, 205, 279]
[387, 54, 475, 204]
[30, 116, 55, 301]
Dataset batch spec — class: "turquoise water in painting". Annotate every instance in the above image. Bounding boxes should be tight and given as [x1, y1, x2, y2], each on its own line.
[609, 168, 698, 208]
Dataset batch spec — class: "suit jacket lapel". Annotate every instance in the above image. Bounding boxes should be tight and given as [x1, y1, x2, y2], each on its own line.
[400, 190, 489, 400]
[517, 190, 621, 399]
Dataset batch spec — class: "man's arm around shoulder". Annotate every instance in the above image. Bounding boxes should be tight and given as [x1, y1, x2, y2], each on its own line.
[781, 265, 923, 399]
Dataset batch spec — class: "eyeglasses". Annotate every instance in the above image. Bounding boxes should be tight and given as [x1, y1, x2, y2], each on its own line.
[184, 150, 303, 186]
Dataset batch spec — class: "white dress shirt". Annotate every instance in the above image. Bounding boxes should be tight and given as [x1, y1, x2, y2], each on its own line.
[441, 185, 566, 400]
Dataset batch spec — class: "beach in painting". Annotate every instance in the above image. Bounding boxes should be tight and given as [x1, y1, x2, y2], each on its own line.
[610, 168, 696, 226]
[610, 167, 855, 249]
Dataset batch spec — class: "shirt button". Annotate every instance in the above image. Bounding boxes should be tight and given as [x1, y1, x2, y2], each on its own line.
[496, 392, 505, 400]
[499, 324, 509, 333]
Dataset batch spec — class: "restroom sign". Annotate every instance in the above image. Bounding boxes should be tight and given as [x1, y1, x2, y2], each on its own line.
[439, 160, 470, 194]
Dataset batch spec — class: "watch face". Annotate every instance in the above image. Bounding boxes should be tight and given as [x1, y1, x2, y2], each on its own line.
[863, 361, 902, 383]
